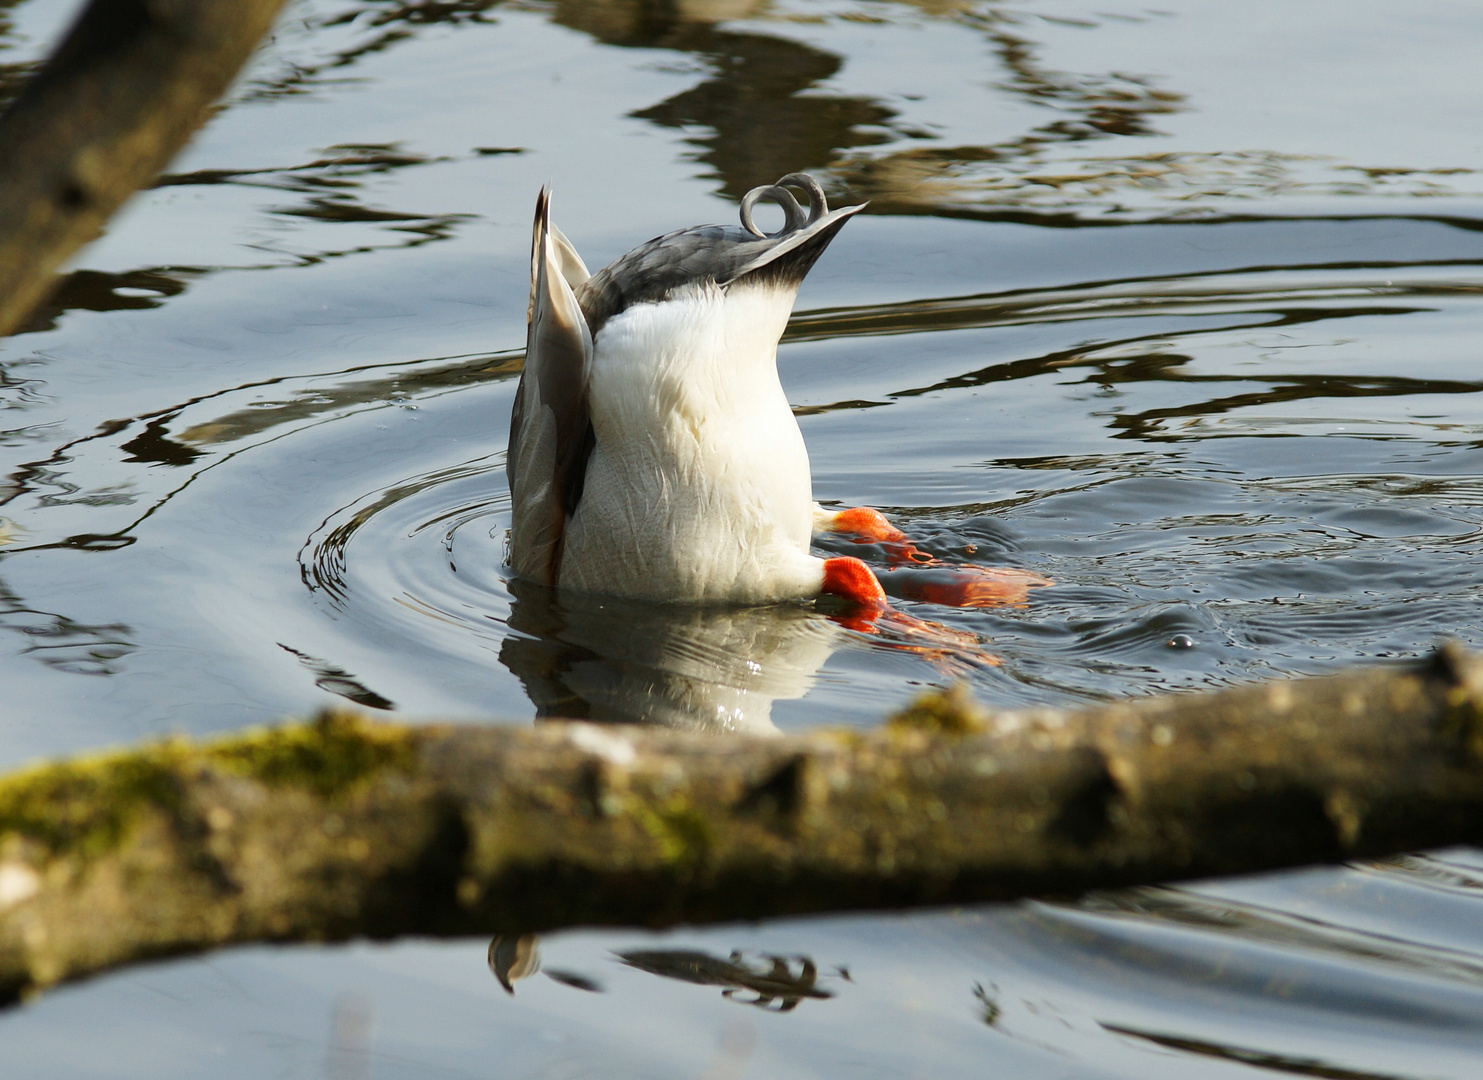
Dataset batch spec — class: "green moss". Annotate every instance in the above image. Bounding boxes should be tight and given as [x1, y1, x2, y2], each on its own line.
[0, 742, 188, 860]
[632, 795, 713, 868]
[0, 711, 417, 859]
[885, 685, 987, 737]
[206, 710, 416, 797]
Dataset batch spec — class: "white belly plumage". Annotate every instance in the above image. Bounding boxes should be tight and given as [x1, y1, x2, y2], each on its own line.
[558, 282, 826, 603]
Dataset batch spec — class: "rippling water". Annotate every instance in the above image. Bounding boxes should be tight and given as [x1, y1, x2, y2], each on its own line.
[2, 0, 1483, 1075]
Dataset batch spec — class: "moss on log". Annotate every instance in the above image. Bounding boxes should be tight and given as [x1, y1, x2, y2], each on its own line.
[3, 645, 1483, 1004]
[0, 0, 290, 338]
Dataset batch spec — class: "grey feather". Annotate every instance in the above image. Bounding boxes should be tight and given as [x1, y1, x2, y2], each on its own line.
[574, 177, 865, 336]
[509, 186, 594, 585]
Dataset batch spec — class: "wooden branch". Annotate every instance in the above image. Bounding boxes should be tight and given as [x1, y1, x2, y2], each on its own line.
[0, 0, 289, 338]
[3, 644, 1483, 1004]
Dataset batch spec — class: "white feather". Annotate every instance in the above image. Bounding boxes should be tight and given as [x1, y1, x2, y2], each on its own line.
[560, 281, 826, 602]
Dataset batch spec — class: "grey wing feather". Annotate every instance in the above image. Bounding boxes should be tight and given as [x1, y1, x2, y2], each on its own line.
[508, 187, 594, 585]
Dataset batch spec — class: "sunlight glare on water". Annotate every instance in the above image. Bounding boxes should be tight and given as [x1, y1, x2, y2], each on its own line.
[1, 0, 1482, 1076]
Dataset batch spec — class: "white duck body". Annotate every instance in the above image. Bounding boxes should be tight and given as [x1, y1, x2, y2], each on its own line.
[562, 280, 820, 602]
[509, 174, 864, 604]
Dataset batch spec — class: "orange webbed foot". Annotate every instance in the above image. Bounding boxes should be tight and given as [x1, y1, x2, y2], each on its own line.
[824, 506, 933, 567]
[824, 506, 1054, 607]
[829, 507, 908, 545]
[819, 557, 1000, 669]
[878, 565, 1054, 609]
[820, 556, 888, 631]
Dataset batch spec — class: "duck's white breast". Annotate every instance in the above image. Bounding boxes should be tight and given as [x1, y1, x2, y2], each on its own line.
[560, 282, 824, 602]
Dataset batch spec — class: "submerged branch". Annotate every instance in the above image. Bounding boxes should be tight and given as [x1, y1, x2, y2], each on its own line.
[4, 644, 1483, 1004]
[0, 0, 290, 338]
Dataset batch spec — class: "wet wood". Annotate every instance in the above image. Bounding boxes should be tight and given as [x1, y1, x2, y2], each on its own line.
[4, 644, 1483, 1004]
[0, 0, 290, 338]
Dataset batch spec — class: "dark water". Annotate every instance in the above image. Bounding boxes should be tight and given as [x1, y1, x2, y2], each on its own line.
[3, 0, 1483, 1075]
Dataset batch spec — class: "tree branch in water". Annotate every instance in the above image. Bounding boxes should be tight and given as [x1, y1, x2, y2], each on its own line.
[0, 0, 289, 338]
[3, 644, 1483, 1003]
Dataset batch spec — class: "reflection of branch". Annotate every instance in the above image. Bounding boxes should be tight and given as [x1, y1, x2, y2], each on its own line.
[0, 0, 290, 338]
[6, 645, 1483, 1004]
[153, 143, 446, 190]
[238, 0, 502, 103]
[972, 8, 1184, 142]
[0, 577, 134, 676]
[2, 140, 468, 338]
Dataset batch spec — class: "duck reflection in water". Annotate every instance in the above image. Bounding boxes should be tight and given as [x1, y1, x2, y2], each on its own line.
[499, 571, 1026, 734]
[618, 949, 834, 1012]
[489, 933, 837, 1013]
[499, 578, 843, 735]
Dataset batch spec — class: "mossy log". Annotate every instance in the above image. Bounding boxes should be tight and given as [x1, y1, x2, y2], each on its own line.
[3, 645, 1483, 1004]
[0, 0, 290, 338]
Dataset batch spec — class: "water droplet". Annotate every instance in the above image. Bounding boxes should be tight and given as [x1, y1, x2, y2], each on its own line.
[1167, 633, 1195, 649]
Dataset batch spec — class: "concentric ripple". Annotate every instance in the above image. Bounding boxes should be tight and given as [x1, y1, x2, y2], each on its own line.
[298, 446, 879, 731]
[300, 451, 517, 668]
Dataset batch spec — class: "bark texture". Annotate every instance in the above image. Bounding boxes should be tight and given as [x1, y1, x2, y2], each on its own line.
[0, 0, 290, 338]
[3, 644, 1483, 1004]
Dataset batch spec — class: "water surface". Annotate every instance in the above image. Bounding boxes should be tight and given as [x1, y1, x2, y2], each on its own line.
[2, 0, 1482, 1075]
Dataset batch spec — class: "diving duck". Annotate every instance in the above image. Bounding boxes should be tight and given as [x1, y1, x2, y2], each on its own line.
[507, 173, 1045, 621]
